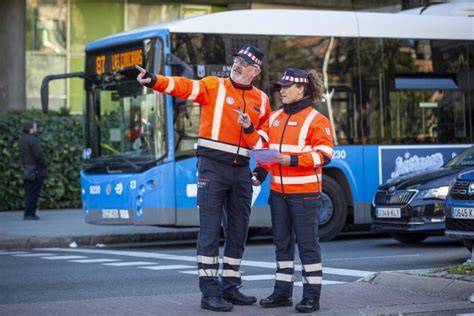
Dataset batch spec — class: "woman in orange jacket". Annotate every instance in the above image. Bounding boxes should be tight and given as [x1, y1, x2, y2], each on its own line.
[236, 68, 334, 313]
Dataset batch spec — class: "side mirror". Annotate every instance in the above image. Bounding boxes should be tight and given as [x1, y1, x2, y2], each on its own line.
[41, 72, 86, 113]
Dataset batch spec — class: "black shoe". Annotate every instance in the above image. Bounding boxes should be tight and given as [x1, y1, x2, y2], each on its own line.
[259, 294, 293, 308]
[23, 215, 40, 220]
[201, 296, 233, 312]
[223, 288, 257, 305]
[295, 298, 320, 313]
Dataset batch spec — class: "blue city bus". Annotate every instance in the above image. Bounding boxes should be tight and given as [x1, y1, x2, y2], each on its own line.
[41, 9, 473, 241]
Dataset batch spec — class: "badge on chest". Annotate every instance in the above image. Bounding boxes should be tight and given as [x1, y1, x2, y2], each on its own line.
[288, 121, 298, 126]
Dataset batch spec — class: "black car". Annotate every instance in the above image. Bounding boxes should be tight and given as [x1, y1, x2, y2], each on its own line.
[372, 146, 474, 244]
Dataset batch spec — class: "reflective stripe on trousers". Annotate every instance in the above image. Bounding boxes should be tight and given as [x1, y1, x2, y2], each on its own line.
[269, 191, 322, 300]
[196, 156, 252, 296]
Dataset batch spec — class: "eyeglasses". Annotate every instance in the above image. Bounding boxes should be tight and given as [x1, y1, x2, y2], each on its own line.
[233, 57, 258, 68]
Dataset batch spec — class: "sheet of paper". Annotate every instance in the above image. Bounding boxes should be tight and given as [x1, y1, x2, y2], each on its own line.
[249, 149, 279, 164]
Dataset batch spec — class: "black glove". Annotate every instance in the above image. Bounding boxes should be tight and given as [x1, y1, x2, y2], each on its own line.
[253, 166, 268, 183]
[143, 71, 157, 88]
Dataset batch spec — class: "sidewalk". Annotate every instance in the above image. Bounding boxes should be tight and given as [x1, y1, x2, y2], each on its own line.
[1, 209, 473, 315]
[0, 209, 199, 249]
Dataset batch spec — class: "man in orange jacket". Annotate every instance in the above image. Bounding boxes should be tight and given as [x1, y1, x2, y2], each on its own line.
[136, 45, 270, 312]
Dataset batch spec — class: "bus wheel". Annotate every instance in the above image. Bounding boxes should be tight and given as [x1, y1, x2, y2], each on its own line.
[390, 233, 427, 244]
[463, 239, 472, 253]
[319, 175, 347, 242]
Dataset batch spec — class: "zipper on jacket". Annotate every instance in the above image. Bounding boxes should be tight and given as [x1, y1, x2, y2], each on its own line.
[278, 113, 292, 196]
[233, 89, 246, 165]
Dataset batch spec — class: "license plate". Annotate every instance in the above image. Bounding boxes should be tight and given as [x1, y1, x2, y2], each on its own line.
[102, 209, 119, 219]
[377, 208, 401, 218]
[452, 207, 474, 219]
[119, 209, 130, 219]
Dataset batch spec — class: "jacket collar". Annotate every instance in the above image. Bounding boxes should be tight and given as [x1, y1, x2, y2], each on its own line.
[283, 96, 312, 114]
[229, 78, 253, 90]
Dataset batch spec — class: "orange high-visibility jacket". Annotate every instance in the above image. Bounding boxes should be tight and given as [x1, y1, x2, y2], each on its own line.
[244, 101, 334, 194]
[150, 75, 271, 165]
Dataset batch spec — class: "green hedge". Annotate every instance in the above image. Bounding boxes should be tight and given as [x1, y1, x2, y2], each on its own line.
[0, 110, 83, 211]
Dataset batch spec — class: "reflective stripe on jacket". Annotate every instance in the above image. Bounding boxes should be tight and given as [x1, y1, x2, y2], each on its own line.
[244, 99, 334, 194]
[151, 75, 270, 165]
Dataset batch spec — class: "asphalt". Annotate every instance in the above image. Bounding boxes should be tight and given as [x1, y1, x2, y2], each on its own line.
[1, 209, 473, 315]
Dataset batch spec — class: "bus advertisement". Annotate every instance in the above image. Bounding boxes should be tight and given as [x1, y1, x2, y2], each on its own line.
[41, 9, 473, 241]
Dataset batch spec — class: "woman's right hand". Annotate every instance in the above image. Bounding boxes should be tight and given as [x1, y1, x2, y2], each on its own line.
[251, 172, 261, 186]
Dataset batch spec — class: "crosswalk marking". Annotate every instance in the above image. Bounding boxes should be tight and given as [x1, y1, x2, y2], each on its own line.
[102, 261, 158, 267]
[242, 274, 275, 281]
[39, 248, 373, 279]
[323, 267, 373, 278]
[294, 280, 346, 286]
[140, 265, 194, 271]
[13, 253, 55, 257]
[179, 270, 198, 275]
[69, 259, 121, 263]
[42, 256, 87, 260]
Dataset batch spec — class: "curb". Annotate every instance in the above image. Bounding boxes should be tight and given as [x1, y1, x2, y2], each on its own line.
[361, 271, 474, 299]
[0, 231, 199, 249]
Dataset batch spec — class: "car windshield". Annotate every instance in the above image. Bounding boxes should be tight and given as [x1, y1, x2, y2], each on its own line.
[444, 146, 474, 168]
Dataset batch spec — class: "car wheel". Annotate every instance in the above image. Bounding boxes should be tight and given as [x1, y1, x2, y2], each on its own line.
[390, 233, 428, 244]
[462, 239, 472, 253]
[319, 175, 348, 242]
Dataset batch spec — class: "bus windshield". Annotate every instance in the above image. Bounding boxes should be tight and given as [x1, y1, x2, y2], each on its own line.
[84, 81, 166, 172]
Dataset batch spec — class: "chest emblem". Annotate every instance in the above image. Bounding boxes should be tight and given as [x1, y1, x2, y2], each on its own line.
[288, 121, 298, 126]
[226, 96, 234, 105]
[325, 127, 331, 135]
[273, 119, 281, 127]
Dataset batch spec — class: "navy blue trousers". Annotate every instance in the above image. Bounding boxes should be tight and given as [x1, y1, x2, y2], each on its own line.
[196, 156, 252, 297]
[269, 191, 322, 300]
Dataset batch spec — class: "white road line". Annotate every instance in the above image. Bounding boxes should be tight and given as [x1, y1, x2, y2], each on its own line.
[39, 248, 374, 278]
[42, 256, 87, 260]
[294, 280, 346, 286]
[69, 259, 122, 263]
[324, 254, 421, 261]
[0, 252, 29, 255]
[179, 270, 198, 275]
[102, 261, 158, 267]
[13, 253, 56, 257]
[179, 272, 348, 285]
[140, 265, 194, 271]
[242, 274, 275, 281]
[323, 267, 373, 278]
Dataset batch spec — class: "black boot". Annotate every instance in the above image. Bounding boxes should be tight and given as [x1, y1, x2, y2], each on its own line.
[201, 296, 233, 312]
[295, 298, 319, 313]
[223, 288, 257, 305]
[259, 294, 293, 308]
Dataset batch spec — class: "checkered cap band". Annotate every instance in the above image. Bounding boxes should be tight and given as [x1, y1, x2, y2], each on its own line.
[238, 49, 262, 66]
[282, 75, 308, 83]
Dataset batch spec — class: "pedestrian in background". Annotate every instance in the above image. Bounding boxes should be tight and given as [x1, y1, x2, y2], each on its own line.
[19, 121, 48, 220]
[136, 44, 271, 312]
[237, 68, 334, 313]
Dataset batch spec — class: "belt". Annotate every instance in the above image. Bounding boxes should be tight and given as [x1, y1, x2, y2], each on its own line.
[197, 138, 249, 157]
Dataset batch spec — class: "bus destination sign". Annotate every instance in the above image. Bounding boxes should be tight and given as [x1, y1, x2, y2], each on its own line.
[91, 46, 144, 75]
